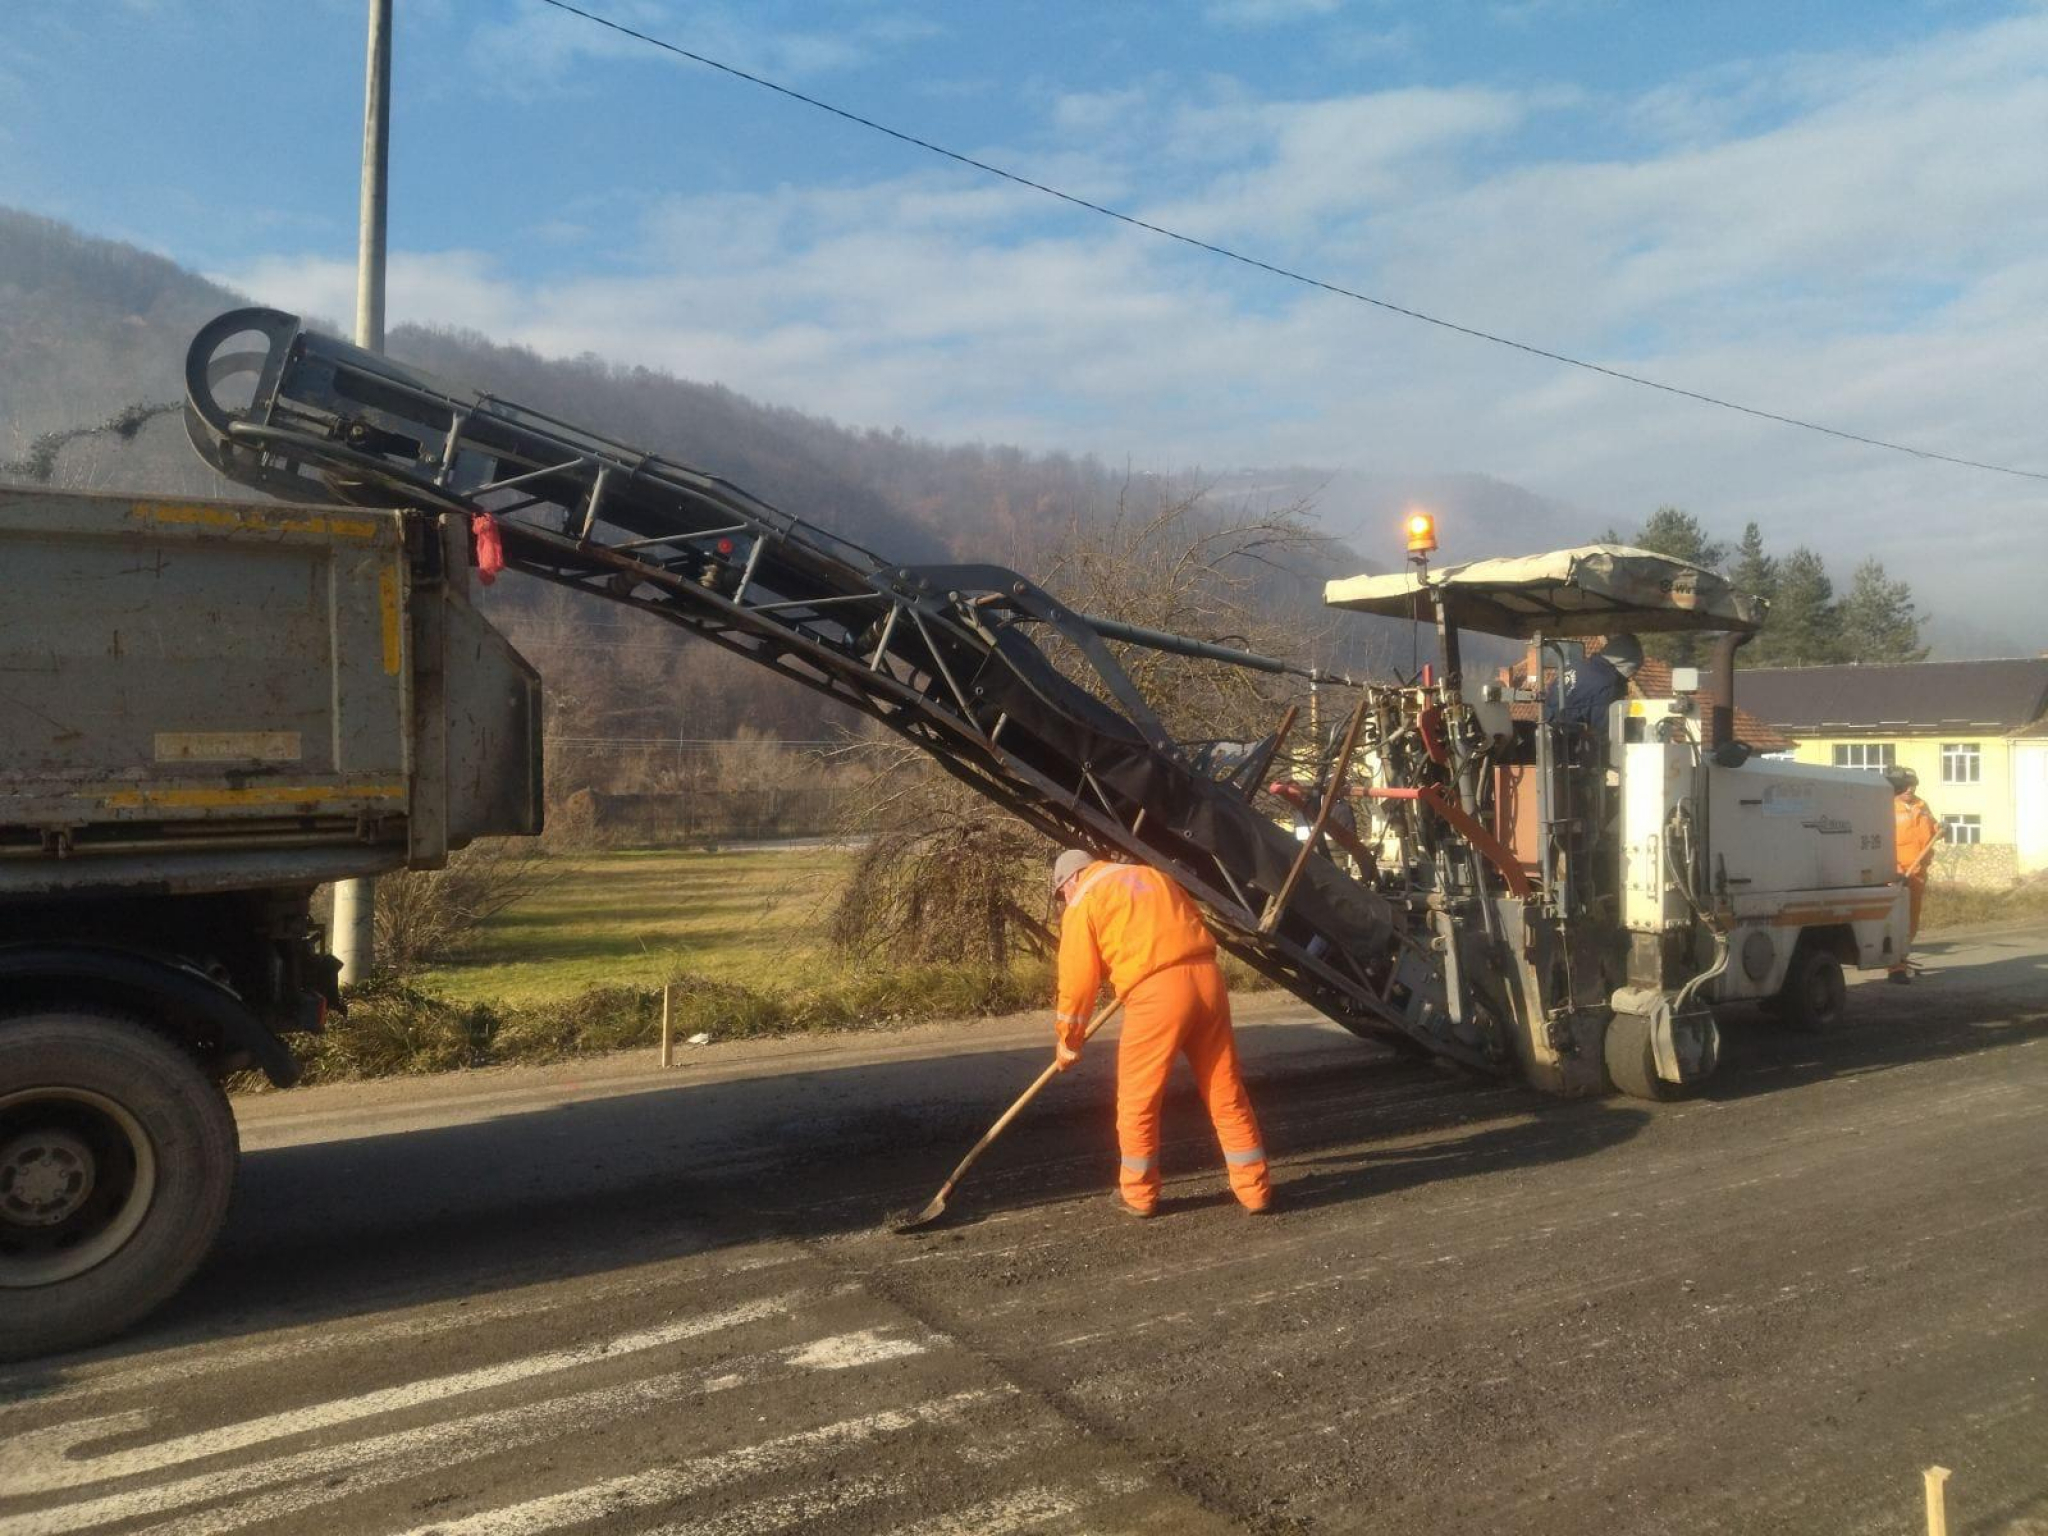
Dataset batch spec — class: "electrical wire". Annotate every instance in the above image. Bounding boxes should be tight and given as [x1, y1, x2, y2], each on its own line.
[534, 0, 2048, 485]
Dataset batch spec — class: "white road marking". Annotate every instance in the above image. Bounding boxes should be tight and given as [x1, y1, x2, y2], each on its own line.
[783, 1328, 926, 1371]
[4, 1326, 952, 1536]
[385, 1389, 1001, 1536]
[0, 1294, 798, 1498]
[0, 1247, 807, 1413]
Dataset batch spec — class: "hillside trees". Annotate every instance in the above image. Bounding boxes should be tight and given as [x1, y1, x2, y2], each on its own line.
[1618, 508, 1924, 668]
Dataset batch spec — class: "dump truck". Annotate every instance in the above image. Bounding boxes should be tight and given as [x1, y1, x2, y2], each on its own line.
[0, 487, 539, 1358]
[0, 305, 1907, 1357]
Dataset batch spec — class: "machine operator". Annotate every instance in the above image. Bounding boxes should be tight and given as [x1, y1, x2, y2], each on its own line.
[1552, 632, 1644, 739]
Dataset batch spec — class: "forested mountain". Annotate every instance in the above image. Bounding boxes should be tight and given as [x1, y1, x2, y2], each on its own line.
[0, 208, 1413, 795]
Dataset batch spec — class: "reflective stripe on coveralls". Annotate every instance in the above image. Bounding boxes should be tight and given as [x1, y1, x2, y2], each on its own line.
[1056, 862, 1271, 1214]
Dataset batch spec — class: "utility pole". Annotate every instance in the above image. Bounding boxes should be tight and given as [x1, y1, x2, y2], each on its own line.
[333, 0, 391, 984]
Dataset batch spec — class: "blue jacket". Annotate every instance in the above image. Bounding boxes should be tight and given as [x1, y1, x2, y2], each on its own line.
[1552, 654, 1630, 733]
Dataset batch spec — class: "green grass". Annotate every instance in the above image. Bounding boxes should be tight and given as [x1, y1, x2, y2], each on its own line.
[410, 846, 857, 1005]
[291, 845, 1050, 1085]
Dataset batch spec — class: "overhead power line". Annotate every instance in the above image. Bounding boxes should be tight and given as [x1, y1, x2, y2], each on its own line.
[533, 0, 2046, 486]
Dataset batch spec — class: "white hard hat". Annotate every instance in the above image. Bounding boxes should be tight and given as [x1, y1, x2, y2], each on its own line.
[1052, 848, 1094, 894]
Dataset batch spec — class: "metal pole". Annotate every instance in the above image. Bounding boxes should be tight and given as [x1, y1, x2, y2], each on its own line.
[354, 0, 391, 353]
[333, 0, 392, 984]
[1262, 694, 1370, 933]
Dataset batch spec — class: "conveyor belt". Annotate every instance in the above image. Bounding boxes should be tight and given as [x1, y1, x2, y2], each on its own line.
[183, 307, 1505, 1071]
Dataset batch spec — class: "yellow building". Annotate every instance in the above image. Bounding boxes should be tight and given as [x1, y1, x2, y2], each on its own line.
[1737, 659, 2048, 886]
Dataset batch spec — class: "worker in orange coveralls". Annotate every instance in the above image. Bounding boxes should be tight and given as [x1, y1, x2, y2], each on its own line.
[1887, 766, 1939, 983]
[1049, 849, 1272, 1218]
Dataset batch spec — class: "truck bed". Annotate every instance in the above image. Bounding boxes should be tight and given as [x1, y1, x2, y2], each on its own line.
[0, 488, 541, 898]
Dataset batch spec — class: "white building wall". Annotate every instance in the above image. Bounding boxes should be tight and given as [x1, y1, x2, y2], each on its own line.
[2016, 741, 2048, 875]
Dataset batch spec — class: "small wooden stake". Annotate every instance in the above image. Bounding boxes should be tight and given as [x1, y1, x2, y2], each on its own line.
[1924, 1466, 1951, 1536]
[659, 984, 673, 1068]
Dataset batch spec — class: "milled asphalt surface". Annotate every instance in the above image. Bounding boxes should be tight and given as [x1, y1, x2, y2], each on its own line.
[1, 921, 2043, 1535]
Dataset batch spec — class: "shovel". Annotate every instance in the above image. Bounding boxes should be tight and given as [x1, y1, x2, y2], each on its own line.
[892, 995, 1126, 1232]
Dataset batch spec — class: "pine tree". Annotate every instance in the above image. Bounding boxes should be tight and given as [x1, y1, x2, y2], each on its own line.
[1729, 522, 1779, 667]
[1768, 547, 1843, 666]
[1631, 507, 1728, 665]
[1634, 507, 1728, 570]
[1838, 559, 1928, 664]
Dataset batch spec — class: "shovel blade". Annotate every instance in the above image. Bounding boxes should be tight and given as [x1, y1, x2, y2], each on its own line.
[891, 1193, 948, 1233]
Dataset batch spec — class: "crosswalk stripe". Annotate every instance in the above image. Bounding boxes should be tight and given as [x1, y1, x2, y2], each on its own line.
[0, 1249, 802, 1414]
[5, 1326, 945, 1536]
[386, 1390, 1001, 1536]
[1, 1295, 800, 1498]
[638, 1473, 895, 1536]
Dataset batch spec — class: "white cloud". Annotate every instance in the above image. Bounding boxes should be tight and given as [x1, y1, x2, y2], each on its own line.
[217, 10, 2048, 645]
[1204, 0, 1345, 28]
[464, 0, 933, 93]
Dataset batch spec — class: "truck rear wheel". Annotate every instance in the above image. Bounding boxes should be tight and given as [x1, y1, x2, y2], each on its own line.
[0, 1009, 239, 1361]
[1774, 946, 1846, 1033]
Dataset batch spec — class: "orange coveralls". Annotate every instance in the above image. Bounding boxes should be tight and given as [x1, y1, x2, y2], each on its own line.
[1894, 791, 1939, 955]
[1055, 861, 1271, 1214]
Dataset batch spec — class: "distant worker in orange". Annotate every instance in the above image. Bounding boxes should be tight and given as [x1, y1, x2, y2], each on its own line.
[1049, 850, 1272, 1218]
[1887, 765, 1939, 983]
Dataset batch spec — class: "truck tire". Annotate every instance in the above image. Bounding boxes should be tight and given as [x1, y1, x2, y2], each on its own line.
[1774, 945, 1846, 1033]
[0, 1009, 239, 1361]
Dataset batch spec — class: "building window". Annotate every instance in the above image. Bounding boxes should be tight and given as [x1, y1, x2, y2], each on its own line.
[1942, 815, 1982, 846]
[1940, 743, 1982, 784]
[1832, 743, 1896, 770]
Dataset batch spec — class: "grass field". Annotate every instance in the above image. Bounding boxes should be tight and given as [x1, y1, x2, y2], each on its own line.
[303, 843, 1048, 1084]
[410, 846, 858, 1005]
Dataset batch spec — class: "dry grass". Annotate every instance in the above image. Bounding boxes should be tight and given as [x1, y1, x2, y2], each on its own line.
[303, 962, 1051, 1086]
[1921, 876, 2048, 934]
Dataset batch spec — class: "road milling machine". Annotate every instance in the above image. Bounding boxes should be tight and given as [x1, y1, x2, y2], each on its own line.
[1322, 538, 1908, 1099]
[0, 306, 1907, 1354]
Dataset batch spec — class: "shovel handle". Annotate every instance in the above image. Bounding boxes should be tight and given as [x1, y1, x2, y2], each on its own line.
[930, 994, 1127, 1204]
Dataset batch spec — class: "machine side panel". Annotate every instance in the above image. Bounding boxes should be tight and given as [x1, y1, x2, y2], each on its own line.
[1707, 758, 1895, 895]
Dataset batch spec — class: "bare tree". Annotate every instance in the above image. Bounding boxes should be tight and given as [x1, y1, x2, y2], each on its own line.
[830, 479, 1361, 965]
[372, 838, 554, 973]
[829, 741, 1054, 968]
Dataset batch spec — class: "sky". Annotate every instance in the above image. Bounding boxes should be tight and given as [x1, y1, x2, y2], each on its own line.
[7, 0, 2047, 649]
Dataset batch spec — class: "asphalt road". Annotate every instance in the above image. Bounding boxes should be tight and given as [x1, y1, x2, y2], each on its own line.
[2, 922, 2044, 1535]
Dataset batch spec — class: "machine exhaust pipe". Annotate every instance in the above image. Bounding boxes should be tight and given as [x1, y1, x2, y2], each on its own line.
[1709, 630, 1754, 747]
